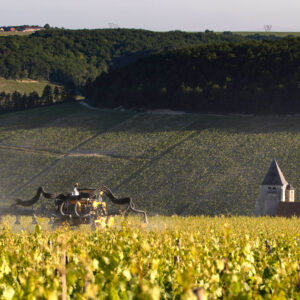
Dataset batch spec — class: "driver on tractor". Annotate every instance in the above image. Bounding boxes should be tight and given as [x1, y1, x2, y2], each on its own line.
[72, 182, 79, 196]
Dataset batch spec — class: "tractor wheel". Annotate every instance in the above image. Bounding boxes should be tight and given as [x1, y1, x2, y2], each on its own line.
[59, 201, 70, 217]
[74, 201, 91, 218]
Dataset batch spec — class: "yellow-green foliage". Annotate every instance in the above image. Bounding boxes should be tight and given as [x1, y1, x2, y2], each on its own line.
[0, 78, 59, 96]
[0, 216, 299, 299]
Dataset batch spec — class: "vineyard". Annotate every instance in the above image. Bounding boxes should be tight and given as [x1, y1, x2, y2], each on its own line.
[0, 103, 300, 214]
[0, 216, 299, 299]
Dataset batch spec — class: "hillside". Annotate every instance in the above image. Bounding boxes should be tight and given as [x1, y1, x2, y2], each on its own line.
[0, 103, 299, 215]
[0, 28, 290, 114]
[87, 38, 300, 114]
[0, 29, 280, 88]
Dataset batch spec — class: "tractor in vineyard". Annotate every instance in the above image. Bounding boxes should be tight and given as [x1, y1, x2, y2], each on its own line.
[6, 186, 147, 227]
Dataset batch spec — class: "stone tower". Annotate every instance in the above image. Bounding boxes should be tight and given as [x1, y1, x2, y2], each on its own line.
[255, 160, 294, 216]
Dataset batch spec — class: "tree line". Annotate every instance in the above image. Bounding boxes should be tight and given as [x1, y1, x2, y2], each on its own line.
[0, 85, 73, 113]
[85, 38, 300, 114]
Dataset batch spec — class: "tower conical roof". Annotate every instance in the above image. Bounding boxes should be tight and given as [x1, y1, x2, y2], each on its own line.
[261, 160, 288, 186]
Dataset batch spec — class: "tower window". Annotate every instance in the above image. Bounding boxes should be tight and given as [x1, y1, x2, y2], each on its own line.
[267, 187, 276, 193]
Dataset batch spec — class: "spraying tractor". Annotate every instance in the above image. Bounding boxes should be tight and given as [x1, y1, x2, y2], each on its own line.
[3, 185, 147, 227]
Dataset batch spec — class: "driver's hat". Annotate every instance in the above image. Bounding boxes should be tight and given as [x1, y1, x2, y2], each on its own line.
[74, 182, 79, 187]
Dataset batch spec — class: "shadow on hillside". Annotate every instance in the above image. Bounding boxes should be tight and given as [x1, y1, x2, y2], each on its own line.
[0, 103, 300, 136]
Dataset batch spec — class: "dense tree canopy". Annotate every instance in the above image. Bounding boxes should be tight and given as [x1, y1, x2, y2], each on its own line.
[0, 28, 294, 113]
[0, 29, 279, 88]
[86, 38, 300, 114]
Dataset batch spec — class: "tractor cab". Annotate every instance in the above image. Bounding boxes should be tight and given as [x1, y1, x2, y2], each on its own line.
[59, 188, 107, 221]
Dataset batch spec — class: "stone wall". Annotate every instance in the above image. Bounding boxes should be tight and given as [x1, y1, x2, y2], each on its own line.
[255, 185, 286, 216]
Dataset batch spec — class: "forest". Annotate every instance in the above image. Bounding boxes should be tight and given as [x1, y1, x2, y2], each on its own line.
[0, 29, 279, 88]
[86, 38, 300, 114]
[0, 28, 296, 113]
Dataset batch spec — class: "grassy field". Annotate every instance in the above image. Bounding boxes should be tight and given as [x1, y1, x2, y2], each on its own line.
[0, 31, 32, 36]
[0, 216, 299, 299]
[0, 103, 299, 215]
[0, 78, 60, 96]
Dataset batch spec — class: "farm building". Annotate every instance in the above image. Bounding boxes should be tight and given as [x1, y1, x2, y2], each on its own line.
[255, 160, 299, 217]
